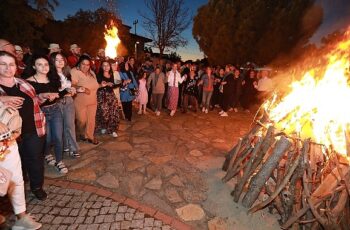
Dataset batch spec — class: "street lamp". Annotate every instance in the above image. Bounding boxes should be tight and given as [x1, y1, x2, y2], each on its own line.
[135, 41, 140, 60]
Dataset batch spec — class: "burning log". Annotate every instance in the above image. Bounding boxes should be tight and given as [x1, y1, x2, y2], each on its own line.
[221, 28, 350, 229]
[222, 120, 350, 229]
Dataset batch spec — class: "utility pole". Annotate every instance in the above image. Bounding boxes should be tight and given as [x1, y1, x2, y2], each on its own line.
[133, 19, 138, 35]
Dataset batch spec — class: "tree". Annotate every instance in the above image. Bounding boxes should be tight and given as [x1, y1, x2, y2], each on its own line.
[0, 0, 48, 47]
[193, 0, 323, 66]
[140, 0, 191, 57]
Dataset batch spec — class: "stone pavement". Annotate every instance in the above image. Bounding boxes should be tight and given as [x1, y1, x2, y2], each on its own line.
[0, 107, 281, 229]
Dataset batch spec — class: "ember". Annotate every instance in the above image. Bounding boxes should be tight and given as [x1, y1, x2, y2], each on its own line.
[222, 28, 350, 229]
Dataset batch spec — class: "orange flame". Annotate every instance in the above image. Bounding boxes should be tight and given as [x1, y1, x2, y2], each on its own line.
[266, 29, 350, 155]
[104, 21, 121, 59]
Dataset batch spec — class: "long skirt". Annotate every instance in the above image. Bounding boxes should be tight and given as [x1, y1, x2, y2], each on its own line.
[167, 86, 179, 110]
[95, 88, 120, 134]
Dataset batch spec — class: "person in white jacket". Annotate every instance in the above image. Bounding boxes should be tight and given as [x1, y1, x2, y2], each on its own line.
[166, 63, 186, 116]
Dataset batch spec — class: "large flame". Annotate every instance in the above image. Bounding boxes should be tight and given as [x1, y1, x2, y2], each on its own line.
[104, 21, 121, 59]
[266, 29, 350, 155]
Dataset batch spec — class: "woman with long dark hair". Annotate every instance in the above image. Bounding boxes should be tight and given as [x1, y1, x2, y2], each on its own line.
[50, 52, 80, 157]
[95, 60, 120, 137]
[23, 54, 68, 174]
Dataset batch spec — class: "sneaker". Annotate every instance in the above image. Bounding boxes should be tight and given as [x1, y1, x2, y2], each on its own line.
[138, 110, 142, 115]
[220, 112, 229, 117]
[205, 109, 208, 114]
[55, 161, 68, 174]
[170, 110, 175, 116]
[202, 107, 205, 112]
[234, 108, 238, 112]
[101, 129, 107, 134]
[45, 154, 56, 166]
[70, 151, 80, 158]
[32, 188, 47, 201]
[143, 110, 148, 115]
[245, 109, 250, 113]
[111, 132, 118, 138]
[219, 110, 224, 115]
[12, 213, 42, 230]
[156, 111, 160, 116]
[228, 107, 233, 112]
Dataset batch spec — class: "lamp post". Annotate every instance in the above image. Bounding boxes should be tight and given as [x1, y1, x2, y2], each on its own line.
[133, 19, 138, 35]
[135, 41, 140, 60]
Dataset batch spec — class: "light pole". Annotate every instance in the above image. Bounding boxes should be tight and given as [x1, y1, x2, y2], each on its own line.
[133, 19, 138, 35]
[135, 41, 140, 60]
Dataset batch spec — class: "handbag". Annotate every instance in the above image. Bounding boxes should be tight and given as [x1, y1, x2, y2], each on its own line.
[129, 88, 139, 96]
[0, 104, 22, 139]
[0, 166, 12, 197]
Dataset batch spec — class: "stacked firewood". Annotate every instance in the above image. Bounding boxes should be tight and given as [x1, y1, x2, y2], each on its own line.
[222, 114, 350, 229]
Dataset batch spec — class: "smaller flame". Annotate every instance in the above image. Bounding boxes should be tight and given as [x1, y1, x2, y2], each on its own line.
[104, 21, 120, 59]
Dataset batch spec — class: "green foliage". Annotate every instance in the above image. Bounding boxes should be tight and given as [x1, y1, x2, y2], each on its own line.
[193, 0, 323, 66]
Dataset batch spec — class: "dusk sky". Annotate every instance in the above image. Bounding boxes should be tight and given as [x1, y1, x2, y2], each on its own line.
[54, 0, 350, 61]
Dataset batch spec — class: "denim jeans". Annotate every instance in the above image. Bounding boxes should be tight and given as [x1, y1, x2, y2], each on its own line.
[59, 97, 79, 152]
[42, 103, 64, 162]
[202, 91, 213, 110]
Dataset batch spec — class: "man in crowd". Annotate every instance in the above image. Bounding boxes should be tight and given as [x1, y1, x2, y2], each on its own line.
[67, 44, 81, 68]
[48, 43, 61, 55]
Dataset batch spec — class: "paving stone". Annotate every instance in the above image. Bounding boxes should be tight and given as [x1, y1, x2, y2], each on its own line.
[118, 205, 128, 213]
[62, 217, 76, 224]
[131, 219, 144, 228]
[120, 220, 131, 229]
[40, 214, 55, 223]
[99, 223, 111, 230]
[52, 216, 64, 225]
[60, 207, 72, 216]
[75, 216, 85, 224]
[133, 212, 145, 220]
[124, 212, 134, 221]
[70, 208, 80, 216]
[145, 176, 163, 190]
[100, 207, 110, 215]
[104, 214, 115, 223]
[97, 172, 119, 189]
[94, 215, 106, 224]
[144, 217, 155, 227]
[87, 224, 99, 230]
[115, 213, 124, 221]
[88, 209, 100, 217]
[92, 201, 103, 209]
[169, 175, 185, 187]
[84, 216, 95, 224]
[176, 203, 205, 221]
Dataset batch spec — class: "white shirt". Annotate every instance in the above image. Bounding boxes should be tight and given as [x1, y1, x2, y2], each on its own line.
[167, 70, 185, 87]
[58, 73, 72, 91]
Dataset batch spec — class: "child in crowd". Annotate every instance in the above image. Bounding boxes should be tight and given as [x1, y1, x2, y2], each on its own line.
[137, 72, 148, 115]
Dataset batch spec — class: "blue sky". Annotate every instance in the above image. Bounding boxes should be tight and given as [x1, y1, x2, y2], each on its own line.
[54, 0, 350, 61]
[54, 0, 207, 61]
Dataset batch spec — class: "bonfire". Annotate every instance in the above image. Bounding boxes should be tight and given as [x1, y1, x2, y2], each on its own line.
[222, 29, 350, 229]
[104, 21, 121, 59]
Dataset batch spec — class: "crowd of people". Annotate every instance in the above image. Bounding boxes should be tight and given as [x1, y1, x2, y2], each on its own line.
[0, 38, 274, 229]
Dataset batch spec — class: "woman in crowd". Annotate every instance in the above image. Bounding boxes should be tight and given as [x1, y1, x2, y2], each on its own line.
[50, 52, 80, 158]
[111, 60, 122, 104]
[136, 71, 148, 115]
[23, 55, 67, 174]
[182, 70, 199, 113]
[71, 55, 100, 145]
[167, 63, 186, 116]
[230, 69, 243, 112]
[241, 69, 258, 113]
[219, 65, 235, 117]
[198, 66, 215, 113]
[0, 51, 42, 229]
[96, 60, 120, 137]
[147, 66, 167, 116]
[0, 51, 57, 201]
[120, 61, 138, 121]
[211, 67, 224, 108]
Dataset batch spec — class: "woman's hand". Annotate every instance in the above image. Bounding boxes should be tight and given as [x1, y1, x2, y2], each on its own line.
[101, 81, 108, 87]
[39, 93, 59, 101]
[68, 87, 77, 96]
[0, 96, 24, 109]
[221, 81, 227, 85]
